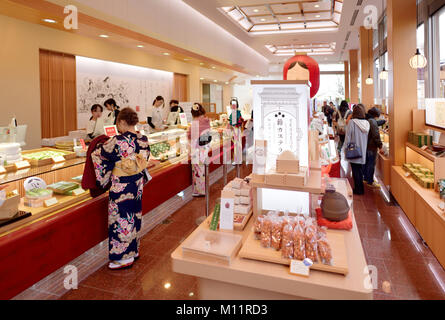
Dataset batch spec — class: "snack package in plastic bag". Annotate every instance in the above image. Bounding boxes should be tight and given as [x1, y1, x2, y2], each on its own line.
[260, 216, 272, 248]
[281, 223, 294, 259]
[304, 218, 318, 263]
[271, 216, 283, 251]
[317, 226, 333, 265]
[254, 215, 265, 240]
[293, 217, 306, 260]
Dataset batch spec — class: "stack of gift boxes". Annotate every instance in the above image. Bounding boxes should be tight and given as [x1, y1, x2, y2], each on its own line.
[408, 131, 433, 148]
[403, 163, 435, 189]
[265, 151, 308, 187]
[223, 176, 253, 215]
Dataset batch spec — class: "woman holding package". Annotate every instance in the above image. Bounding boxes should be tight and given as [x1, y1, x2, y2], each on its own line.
[343, 104, 370, 195]
[188, 103, 211, 197]
[91, 107, 151, 270]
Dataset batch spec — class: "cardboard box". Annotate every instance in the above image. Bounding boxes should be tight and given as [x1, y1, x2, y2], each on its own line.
[284, 167, 308, 187]
[238, 196, 251, 205]
[0, 194, 20, 220]
[234, 204, 252, 214]
[276, 150, 300, 174]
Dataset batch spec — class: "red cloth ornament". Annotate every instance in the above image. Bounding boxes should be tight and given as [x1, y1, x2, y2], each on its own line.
[316, 207, 352, 230]
[283, 55, 320, 98]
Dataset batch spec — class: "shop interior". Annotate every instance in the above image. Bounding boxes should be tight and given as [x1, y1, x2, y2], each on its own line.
[0, 0, 444, 300]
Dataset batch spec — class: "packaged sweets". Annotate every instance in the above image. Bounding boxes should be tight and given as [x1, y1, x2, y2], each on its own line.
[304, 218, 318, 263]
[317, 230, 333, 265]
[281, 223, 294, 259]
[254, 215, 265, 240]
[260, 216, 272, 248]
[292, 218, 306, 260]
[271, 217, 283, 251]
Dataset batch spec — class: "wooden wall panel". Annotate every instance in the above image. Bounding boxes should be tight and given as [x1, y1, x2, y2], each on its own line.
[39, 49, 77, 139]
[173, 73, 188, 102]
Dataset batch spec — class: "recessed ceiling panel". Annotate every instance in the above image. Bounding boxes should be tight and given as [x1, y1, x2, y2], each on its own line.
[219, 1, 343, 35]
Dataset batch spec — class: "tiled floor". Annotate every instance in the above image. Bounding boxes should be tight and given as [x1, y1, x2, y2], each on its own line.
[60, 164, 445, 300]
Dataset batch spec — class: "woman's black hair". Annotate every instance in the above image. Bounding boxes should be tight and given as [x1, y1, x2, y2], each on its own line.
[153, 96, 164, 106]
[104, 98, 118, 109]
[288, 61, 308, 70]
[230, 98, 239, 109]
[368, 107, 381, 118]
[90, 104, 103, 120]
[169, 99, 179, 106]
[339, 100, 349, 114]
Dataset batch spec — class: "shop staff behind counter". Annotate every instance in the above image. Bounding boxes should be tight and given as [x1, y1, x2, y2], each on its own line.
[147, 96, 167, 132]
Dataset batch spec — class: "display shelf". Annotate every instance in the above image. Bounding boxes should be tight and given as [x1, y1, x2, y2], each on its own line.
[0, 157, 85, 186]
[376, 152, 391, 186]
[251, 169, 324, 195]
[405, 142, 445, 188]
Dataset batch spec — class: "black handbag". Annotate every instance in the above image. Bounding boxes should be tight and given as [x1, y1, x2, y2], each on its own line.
[345, 142, 362, 159]
[345, 122, 362, 160]
[198, 133, 212, 146]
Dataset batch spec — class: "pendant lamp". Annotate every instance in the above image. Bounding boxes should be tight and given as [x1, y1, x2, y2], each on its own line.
[365, 76, 374, 85]
[409, 48, 427, 69]
[366, 29, 373, 85]
[379, 67, 388, 80]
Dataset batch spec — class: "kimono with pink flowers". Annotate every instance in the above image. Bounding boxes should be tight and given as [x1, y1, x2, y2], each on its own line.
[91, 131, 150, 261]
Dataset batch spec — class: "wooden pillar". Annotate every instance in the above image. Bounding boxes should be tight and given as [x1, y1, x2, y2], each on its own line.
[344, 61, 350, 101]
[349, 50, 359, 103]
[388, 0, 417, 166]
[360, 26, 374, 108]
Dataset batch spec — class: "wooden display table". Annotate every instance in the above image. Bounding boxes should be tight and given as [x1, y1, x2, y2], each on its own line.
[171, 178, 373, 300]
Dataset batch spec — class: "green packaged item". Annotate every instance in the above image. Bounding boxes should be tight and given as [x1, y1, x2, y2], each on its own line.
[48, 181, 80, 195]
[209, 203, 221, 231]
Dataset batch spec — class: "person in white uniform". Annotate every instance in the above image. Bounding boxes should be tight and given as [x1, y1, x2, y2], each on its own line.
[87, 104, 105, 139]
[147, 96, 166, 132]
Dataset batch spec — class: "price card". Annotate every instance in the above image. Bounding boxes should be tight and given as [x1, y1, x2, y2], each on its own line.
[44, 198, 58, 207]
[438, 202, 445, 211]
[15, 160, 30, 170]
[405, 172, 411, 177]
[220, 190, 235, 231]
[52, 156, 65, 163]
[73, 138, 77, 148]
[80, 139, 87, 151]
[289, 259, 312, 277]
[16, 168, 30, 175]
[179, 113, 188, 127]
[72, 188, 85, 196]
[0, 166, 6, 174]
[104, 125, 118, 137]
[421, 145, 429, 151]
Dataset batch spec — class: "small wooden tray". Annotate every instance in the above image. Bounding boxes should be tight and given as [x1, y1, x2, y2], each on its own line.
[234, 209, 253, 231]
[181, 229, 242, 266]
[238, 228, 349, 275]
[21, 148, 76, 167]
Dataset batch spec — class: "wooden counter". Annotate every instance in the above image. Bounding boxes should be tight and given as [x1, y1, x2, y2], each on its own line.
[171, 179, 373, 300]
[391, 166, 445, 268]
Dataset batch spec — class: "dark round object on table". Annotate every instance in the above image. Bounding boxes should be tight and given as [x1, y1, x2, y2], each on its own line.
[320, 188, 350, 222]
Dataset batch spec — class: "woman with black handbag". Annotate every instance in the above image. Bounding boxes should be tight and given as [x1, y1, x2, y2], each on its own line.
[343, 104, 370, 195]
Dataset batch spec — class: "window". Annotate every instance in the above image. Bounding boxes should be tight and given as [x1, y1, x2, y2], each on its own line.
[431, 6, 445, 98]
[417, 23, 426, 108]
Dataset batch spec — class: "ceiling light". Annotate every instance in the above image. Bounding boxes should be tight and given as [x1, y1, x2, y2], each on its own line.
[99, 34, 109, 38]
[261, 18, 266, 22]
[288, 16, 293, 20]
[164, 283, 171, 289]
[189, 292, 194, 297]
[409, 48, 427, 69]
[43, 19, 57, 24]
[200, 63, 204, 65]
[225, 82, 229, 84]
[212, 66, 216, 69]
[315, 15, 321, 18]
[365, 76, 374, 85]
[200, 78, 204, 80]
[163, 52, 170, 56]
[315, 4, 320, 8]
[213, 80, 218, 82]
[253, 9, 259, 13]
[137, 45, 144, 48]
[379, 67, 389, 80]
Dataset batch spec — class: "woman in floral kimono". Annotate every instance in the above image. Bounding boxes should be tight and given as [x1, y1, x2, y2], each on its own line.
[187, 103, 211, 197]
[91, 107, 150, 270]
